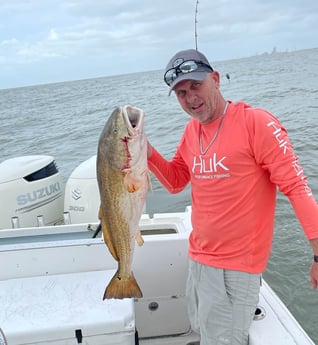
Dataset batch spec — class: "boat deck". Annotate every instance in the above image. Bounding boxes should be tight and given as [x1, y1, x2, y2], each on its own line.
[0, 210, 315, 345]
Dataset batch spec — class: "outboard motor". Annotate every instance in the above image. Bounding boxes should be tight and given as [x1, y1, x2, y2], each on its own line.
[64, 155, 100, 224]
[0, 156, 64, 229]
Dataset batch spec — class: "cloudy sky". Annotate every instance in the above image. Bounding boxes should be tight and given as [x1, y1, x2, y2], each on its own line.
[0, 0, 317, 89]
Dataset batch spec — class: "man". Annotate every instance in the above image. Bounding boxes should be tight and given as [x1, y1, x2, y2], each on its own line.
[146, 49, 318, 345]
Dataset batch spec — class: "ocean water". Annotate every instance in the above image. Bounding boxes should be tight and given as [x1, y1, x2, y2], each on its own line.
[1, 47, 318, 342]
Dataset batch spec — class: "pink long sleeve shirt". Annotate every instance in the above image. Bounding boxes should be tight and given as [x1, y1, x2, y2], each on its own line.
[148, 101, 318, 273]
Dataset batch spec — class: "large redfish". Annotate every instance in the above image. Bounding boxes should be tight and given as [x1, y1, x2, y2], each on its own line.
[97, 105, 149, 299]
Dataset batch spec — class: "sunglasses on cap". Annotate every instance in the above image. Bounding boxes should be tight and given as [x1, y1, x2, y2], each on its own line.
[164, 59, 213, 87]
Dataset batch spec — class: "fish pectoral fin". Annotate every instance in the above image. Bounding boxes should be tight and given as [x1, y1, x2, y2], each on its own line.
[123, 172, 141, 193]
[136, 230, 144, 246]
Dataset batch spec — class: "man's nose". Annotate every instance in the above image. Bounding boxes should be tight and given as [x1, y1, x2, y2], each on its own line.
[186, 90, 196, 103]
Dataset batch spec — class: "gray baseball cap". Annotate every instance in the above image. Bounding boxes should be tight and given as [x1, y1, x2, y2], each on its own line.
[164, 49, 214, 94]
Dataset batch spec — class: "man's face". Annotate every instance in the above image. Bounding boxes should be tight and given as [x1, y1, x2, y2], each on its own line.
[173, 72, 221, 124]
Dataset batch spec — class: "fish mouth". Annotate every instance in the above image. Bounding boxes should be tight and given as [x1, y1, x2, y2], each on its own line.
[122, 105, 144, 136]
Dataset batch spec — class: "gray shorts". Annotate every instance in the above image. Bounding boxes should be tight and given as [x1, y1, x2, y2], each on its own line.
[186, 259, 261, 345]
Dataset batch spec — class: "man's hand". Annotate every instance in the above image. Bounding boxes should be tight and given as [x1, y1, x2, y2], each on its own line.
[310, 262, 318, 289]
[309, 239, 318, 289]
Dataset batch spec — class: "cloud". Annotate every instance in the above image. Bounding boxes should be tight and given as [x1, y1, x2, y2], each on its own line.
[1, 38, 19, 46]
[48, 29, 59, 41]
[0, 0, 317, 88]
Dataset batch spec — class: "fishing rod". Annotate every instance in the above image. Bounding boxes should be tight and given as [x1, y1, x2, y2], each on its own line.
[194, 0, 199, 50]
[194, 1, 231, 81]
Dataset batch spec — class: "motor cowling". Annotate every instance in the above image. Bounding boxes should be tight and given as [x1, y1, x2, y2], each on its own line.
[64, 155, 100, 224]
[0, 155, 64, 229]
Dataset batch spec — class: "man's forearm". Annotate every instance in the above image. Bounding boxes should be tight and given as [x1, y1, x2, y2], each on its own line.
[310, 238, 318, 256]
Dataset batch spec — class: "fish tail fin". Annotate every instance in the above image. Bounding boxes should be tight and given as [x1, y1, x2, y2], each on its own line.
[103, 271, 143, 300]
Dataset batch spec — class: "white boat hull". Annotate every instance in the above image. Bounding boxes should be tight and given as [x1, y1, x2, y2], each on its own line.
[0, 208, 314, 344]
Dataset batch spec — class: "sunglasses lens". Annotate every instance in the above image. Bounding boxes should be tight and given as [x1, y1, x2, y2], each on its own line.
[164, 69, 177, 86]
[179, 61, 198, 73]
[164, 60, 210, 86]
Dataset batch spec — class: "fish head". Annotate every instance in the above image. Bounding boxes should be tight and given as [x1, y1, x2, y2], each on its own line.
[98, 105, 146, 171]
[123, 105, 145, 137]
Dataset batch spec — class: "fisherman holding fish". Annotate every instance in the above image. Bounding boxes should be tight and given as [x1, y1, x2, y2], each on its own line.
[146, 49, 318, 345]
